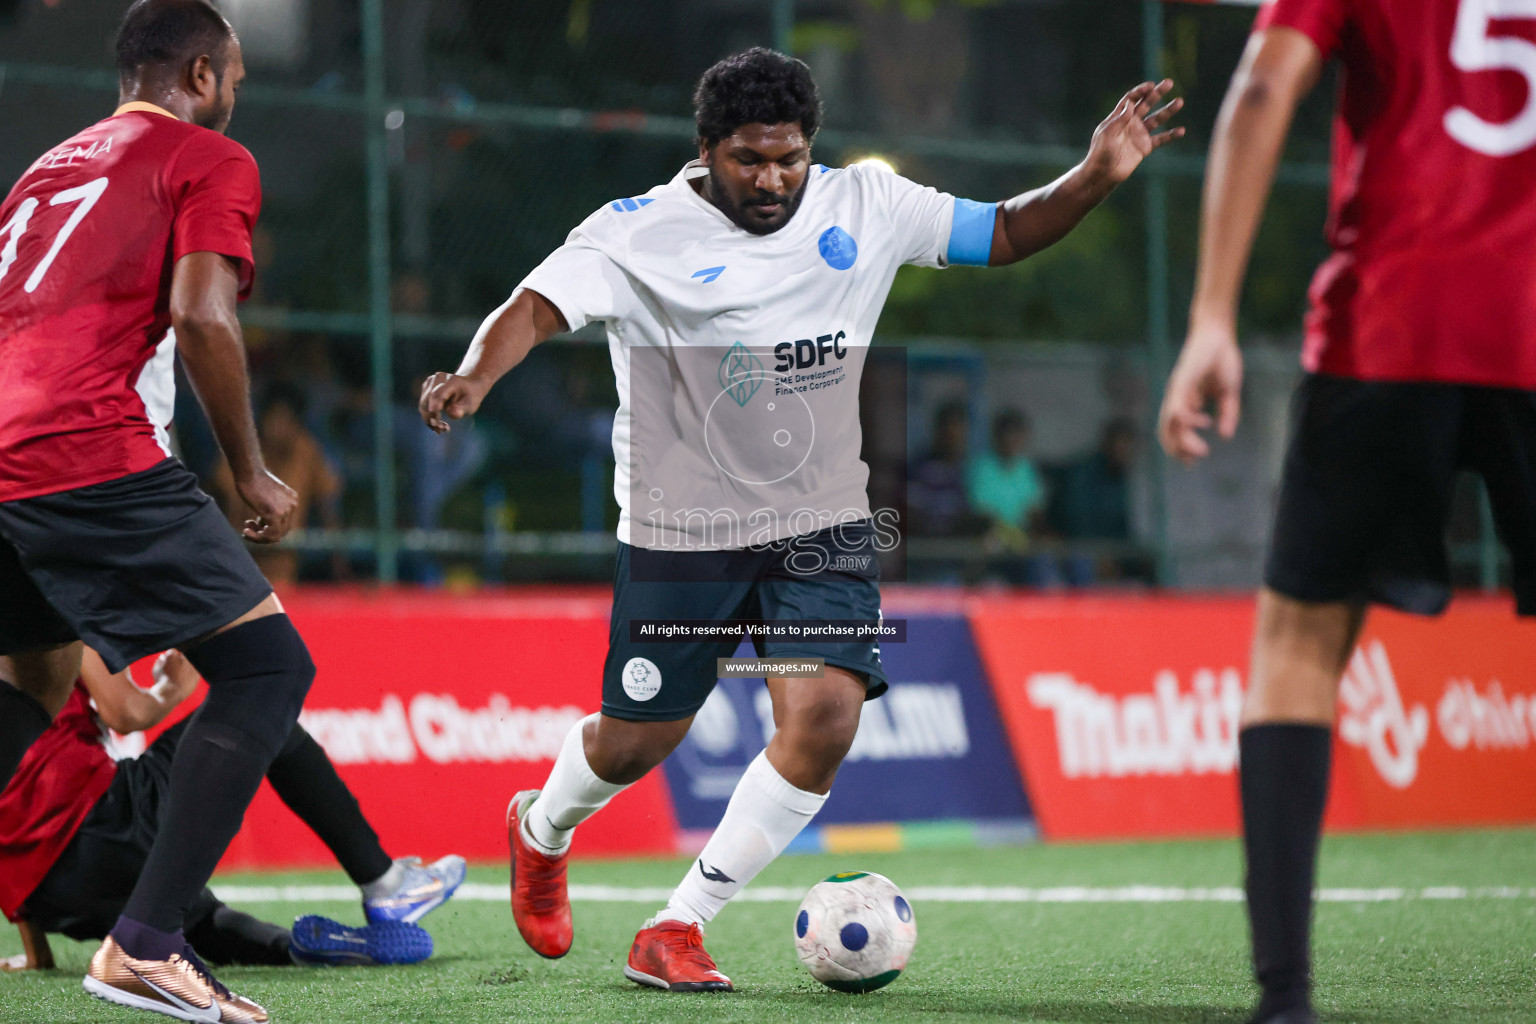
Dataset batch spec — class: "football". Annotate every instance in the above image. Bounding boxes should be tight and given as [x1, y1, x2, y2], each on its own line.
[793, 871, 917, 993]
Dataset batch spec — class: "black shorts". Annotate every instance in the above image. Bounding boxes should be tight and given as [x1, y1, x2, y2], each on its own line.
[1265, 374, 1536, 615]
[22, 720, 185, 940]
[603, 521, 888, 722]
[0, 460, 272, 672]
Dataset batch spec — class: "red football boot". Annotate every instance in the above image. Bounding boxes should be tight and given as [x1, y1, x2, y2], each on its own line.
[507, 790, 573, 958]
[623, 918, 733, 992]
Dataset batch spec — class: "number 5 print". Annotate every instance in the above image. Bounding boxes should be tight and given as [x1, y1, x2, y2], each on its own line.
[1446, 0, 1536, 156]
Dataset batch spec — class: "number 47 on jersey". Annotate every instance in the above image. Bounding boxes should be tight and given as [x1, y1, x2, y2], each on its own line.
[0, 176, 109, 293]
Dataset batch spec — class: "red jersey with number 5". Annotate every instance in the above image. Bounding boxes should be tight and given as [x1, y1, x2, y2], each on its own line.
[1256, 0, 1536, 388]
[0, 107, 259, 501]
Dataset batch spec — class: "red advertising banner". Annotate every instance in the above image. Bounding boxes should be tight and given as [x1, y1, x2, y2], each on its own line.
[970, 595, 1536, 840]
[112, 587, 1536, 862]
[136, 589, 678, 871]
[1330, 605, 1536, 829]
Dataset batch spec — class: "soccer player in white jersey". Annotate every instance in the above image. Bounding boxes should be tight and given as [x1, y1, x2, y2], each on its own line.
[420, 48, 1182, 991]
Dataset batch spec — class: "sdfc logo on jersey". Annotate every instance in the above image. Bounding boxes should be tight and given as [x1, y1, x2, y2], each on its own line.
[773, 331, 848, 372]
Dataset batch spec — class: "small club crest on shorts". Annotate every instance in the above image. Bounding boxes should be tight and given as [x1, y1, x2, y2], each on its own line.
[622, 657, 663, 701]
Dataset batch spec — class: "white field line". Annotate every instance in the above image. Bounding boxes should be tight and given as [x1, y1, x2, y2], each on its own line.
[210, 882, 1536, 906]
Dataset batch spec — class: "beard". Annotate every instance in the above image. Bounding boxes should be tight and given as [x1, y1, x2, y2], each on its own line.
[196, 98, 234, 133]
[706, 164, 809, 236]
[195, 68, 234, 133]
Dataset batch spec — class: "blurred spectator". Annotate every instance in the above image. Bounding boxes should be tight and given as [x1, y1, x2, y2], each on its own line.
[394, 403, 487, 532]
[967, 409, 1056, 586]
[966, 409, 1047, 537]
[1052, 416, 1135, 542]
[392, 271, 432, 315]
[213, 382, 344, 586]
[855, 0, 970, 135]
[1048, 416, 1149, 584]
[557, 368, 615, 464]
[391, 400, 488, 584]
[909, 400, 988, 538]
[236, 225, 278, 307]
[283, 334, 372, 470]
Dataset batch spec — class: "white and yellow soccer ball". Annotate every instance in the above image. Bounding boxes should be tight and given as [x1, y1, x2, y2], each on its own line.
[793, 871, 916, 993]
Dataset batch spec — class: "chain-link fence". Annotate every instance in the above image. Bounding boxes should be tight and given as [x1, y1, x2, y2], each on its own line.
[0, 0, 1508, 591]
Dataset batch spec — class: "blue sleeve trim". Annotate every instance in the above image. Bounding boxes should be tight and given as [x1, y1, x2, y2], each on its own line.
[946, 197, 997, 267]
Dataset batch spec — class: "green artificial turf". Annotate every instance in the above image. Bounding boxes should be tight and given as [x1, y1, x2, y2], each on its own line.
[2, 828, 1532, 1024]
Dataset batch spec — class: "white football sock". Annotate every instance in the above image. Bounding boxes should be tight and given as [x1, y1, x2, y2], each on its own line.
[360, 859, 405, 900]
[659, 750, 827, 926]
[523, 714, 628, 856]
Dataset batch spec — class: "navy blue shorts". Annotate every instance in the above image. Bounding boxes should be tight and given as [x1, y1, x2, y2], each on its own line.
[0, 460, 273, 672]
[602, 521, 887, 722]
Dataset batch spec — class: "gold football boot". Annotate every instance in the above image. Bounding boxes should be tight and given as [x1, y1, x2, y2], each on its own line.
[83, 936, 268, 1023]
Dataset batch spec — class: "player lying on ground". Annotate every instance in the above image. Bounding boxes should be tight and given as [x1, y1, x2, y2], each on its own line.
[0, 647, 466, 971]
[420, 47, 1182, 992]
[0, 3, 318, 1019]
[1158, 2, 1536, 1023]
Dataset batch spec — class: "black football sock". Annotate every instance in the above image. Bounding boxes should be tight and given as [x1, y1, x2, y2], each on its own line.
[0, 682, 52, 787]
[116, 713, 270, 939]
[265, 724, 392, 886]
[111, 916, 185, 961]
[185, 890, 291, 966]
[116, 616, 315, 945]
[1240, 723, 1331, 1021]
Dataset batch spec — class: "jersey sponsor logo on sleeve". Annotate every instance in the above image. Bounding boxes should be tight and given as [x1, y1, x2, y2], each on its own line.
[818, 226, 858, 270]
[609, 196, 656, 212]
[691, 265, 726, 283]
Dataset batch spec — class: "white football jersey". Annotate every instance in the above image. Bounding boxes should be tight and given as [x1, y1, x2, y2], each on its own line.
[519, 160, 994, 549]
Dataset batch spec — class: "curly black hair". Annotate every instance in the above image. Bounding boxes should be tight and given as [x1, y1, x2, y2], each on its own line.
[694, 47, 822, 147]
[115, 0, 232, 79]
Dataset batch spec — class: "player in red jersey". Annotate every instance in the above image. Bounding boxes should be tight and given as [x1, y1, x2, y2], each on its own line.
[1, 649, 461, 973]
[0, 2, 318, 1020]
[1158, 2, 1536, 1022]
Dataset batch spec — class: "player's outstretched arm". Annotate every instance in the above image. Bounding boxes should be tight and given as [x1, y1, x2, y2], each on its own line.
[420, 287, 569, 434]
[989, 80, 1185, 266]
[78, 648, 200, 735]
[171, 251, 298, 542]
[1159, 28, 1322, 465]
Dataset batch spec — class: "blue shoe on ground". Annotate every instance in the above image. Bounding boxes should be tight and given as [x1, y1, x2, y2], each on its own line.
[363, 854, 468, 925]
[288, 915, 433, 967]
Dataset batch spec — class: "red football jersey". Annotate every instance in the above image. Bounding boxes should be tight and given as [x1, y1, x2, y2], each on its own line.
[0, 684, 115, 922]
[0, 105, 259, 501]
[1256, 0, 1536, 388]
